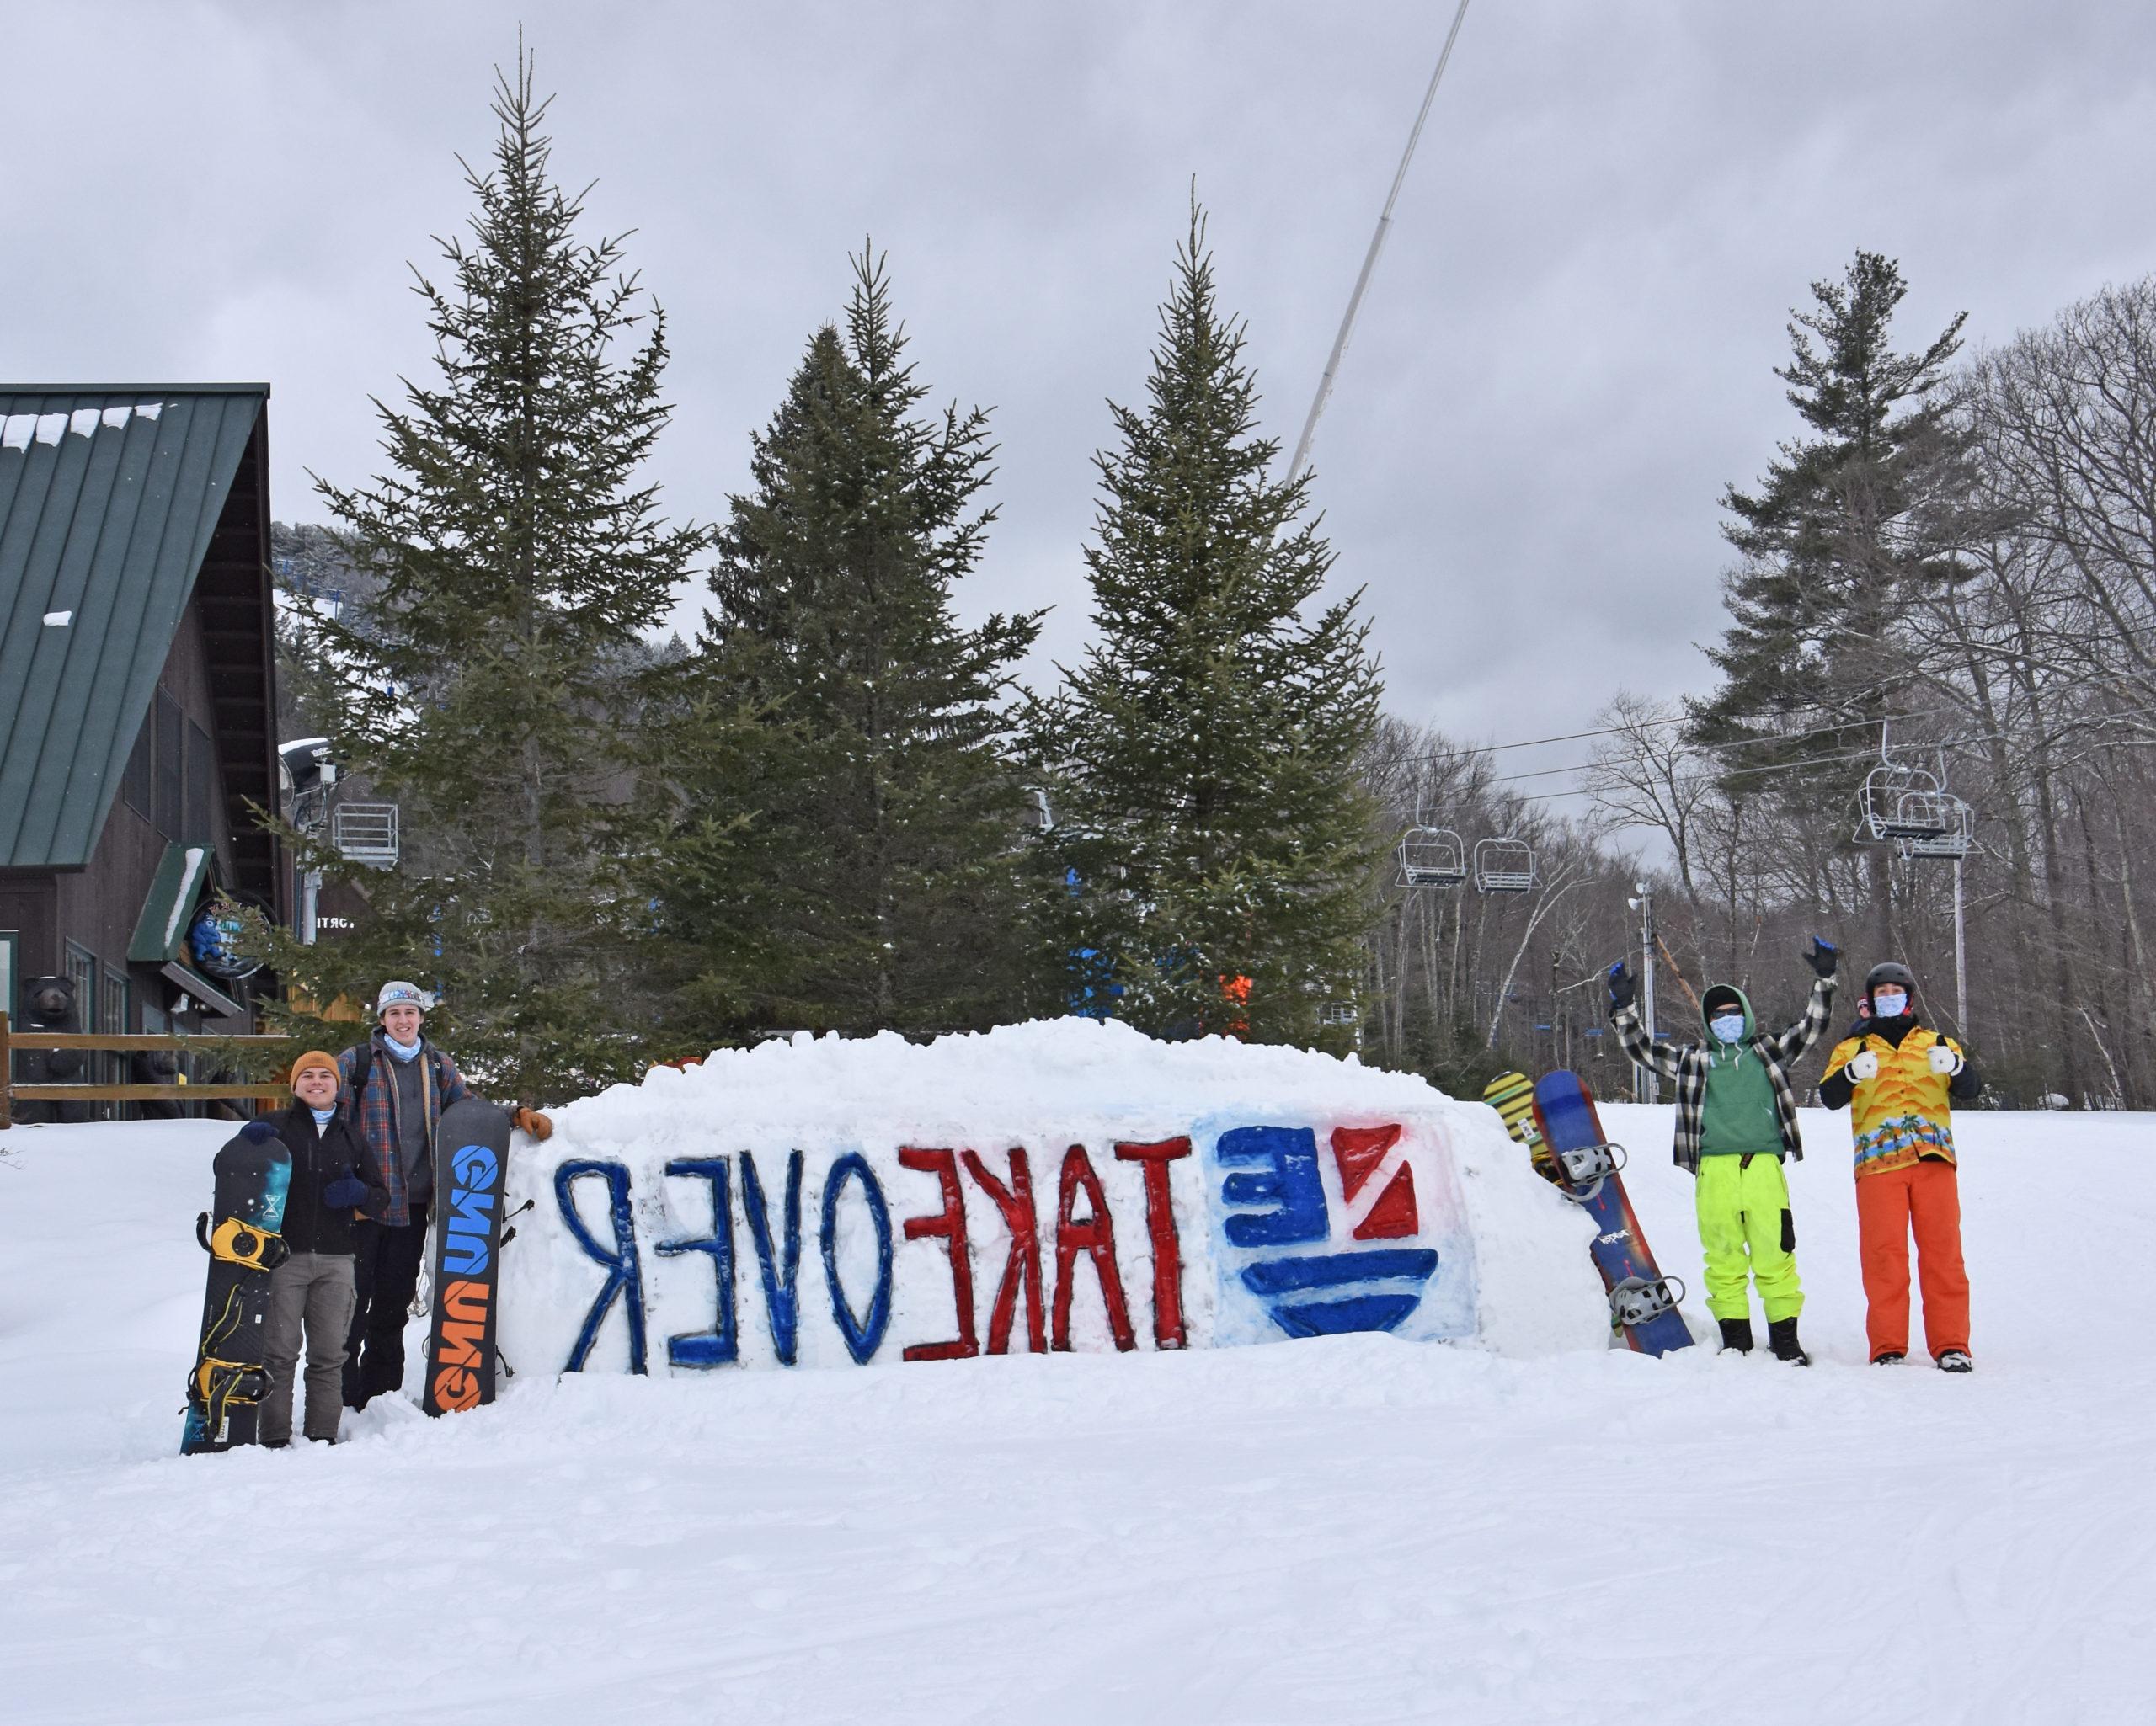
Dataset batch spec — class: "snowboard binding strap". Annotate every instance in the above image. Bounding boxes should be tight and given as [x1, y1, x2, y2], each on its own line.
[1550, 1142, 1627, 1204]
[1607, 1274, 1685, 1330]
[200, 1213, 291, 1272]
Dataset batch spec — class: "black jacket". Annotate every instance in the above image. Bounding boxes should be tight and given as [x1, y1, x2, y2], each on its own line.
[270, 1101, 388, 1256]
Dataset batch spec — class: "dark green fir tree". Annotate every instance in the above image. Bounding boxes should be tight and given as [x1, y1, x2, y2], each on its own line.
[1689, 249, 1972, 949]
[1032, 204, 1384, 1048]
[640, 252, 1042, 1041]
[258, 51, 704, 1100]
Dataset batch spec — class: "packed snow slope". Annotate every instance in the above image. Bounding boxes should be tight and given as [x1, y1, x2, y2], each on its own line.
[1, 1053, 2150, 1724]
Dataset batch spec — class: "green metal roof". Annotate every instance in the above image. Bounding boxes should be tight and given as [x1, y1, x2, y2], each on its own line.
[0, 385, 269, 869]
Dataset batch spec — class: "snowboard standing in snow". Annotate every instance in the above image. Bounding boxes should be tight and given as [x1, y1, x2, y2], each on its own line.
[1483, 1070, 1559, 1185]
[1486, 1069, 1694, 1356]
[180, 1132, 294, 1453]
[420, 1096, 513, 1415]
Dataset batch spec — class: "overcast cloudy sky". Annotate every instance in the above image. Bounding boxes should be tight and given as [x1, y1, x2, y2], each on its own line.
[8, 2, 2152, 810]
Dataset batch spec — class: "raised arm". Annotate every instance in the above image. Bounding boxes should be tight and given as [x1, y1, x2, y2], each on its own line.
[1608, 962, 1684, 1083]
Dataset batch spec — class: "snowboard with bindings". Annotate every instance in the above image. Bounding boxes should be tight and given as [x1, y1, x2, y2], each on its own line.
[1485, 1069, 1694, 1356]
[420, 1096, 514, 1416]
[180, 1129, 293, 1453]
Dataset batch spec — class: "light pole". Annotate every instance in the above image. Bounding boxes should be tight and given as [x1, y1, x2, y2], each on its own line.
[1626, 882, 1658, 1104]
[1953, 856, 1969, 1040]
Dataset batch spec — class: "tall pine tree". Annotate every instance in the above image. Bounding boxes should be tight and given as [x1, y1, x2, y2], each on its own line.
[1033, 204, 1383, 1047]
[641, 253, 1041, 1041]
[1689, 250, 1972, 950]
[262, 52, 703, 1098]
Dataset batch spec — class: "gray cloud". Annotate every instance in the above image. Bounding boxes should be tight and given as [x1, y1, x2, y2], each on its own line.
[7, 1, 2149, 807]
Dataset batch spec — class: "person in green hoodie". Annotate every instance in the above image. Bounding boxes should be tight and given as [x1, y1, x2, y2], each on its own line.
[1609, 940, 1839, 1363]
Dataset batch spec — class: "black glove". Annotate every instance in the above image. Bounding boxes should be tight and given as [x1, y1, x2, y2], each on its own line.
[1806, 937, 1838, 979]
[238, 1118, 279, 1144]
[323, 1174, 369, 1208]
[1607, 961, 1636, 1010]
[362, 1185, 392, 1220]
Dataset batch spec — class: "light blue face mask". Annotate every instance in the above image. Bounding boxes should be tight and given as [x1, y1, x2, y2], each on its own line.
[1710, 1014, 1746, 1044]
[1872, 989, 1908, 1020]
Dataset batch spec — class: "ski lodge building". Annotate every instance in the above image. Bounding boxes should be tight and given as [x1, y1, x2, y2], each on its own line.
[0, 384, 284, 1042]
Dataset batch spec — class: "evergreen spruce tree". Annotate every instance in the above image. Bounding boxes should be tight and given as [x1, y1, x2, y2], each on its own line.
[641, 253, 1041, 1041]
[259, 53, 703, 1100]
[1689, 250, 1972, 949]
[1033, 205, 1384, 1048]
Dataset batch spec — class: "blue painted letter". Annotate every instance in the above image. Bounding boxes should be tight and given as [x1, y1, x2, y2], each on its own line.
[819, 1152, 894, 1364]
[659, 1158, 738, 1369]
[555, 1159, 648, 1374]
[1215, 1126, 1328, 1247]
[739, 1150, 803, 1366]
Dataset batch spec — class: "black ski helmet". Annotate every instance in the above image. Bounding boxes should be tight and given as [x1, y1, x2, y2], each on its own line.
[1864, 961, 1919, 1015]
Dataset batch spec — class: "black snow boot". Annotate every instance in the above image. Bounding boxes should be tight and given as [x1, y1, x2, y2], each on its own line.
[1936, 1350, 1973, 1373]
[1872, 1351, 1906, 1366]
[1767, 1317, 1811, 1366]
[1718, 1318, 1754, 1354]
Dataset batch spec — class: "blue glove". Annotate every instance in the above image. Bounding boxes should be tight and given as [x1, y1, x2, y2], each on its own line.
[1806, 937, 1838, 978]
[238, 1119, 278, 1144]
[322, 1174, 369, 1208]
[1607, 961, 1636, 1010]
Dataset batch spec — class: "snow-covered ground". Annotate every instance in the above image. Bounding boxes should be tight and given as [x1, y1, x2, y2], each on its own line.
[1, 1095, 2149, 1724]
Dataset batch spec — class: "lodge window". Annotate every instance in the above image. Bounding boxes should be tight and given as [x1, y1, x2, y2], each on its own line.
[134, 688, 224, 848]
[123, 710, 153, 818]
[154, 690, 183, 839]
[186, 721, 216, 844]
[100, 970, 131, 1109]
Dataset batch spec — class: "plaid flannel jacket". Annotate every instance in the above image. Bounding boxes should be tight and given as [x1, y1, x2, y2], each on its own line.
[336, 1032, 470, 1227]
[1610, 975, 1837, 1173]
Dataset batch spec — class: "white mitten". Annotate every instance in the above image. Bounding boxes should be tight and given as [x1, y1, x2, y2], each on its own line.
[1929, 1044, 1964, 1076]
[1848, 1050, 1881, 1082]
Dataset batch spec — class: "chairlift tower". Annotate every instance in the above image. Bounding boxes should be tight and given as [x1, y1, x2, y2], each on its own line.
[1893, 781, 1977, 1040]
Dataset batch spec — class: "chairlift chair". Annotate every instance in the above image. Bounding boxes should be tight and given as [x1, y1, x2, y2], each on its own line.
[1399, 826, 1467, 889]
[1855, 732, 1954, 843]
[1473, 836, 1537, 894]
[1895, 793, 1974, 861]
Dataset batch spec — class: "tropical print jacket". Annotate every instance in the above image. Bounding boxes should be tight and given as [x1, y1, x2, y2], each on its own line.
[1821, 1021, 1977, 1178]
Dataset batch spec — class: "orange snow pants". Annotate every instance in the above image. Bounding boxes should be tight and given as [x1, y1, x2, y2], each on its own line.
[1855, 1158, 1970, 1361]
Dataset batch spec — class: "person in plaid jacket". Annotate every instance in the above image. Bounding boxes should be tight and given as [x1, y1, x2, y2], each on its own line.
[1609, 940, 1839, 1364]
[336, 980, 550, 1409]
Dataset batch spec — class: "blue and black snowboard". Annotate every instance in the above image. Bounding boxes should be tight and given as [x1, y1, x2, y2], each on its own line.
[1486, 1069, 1694, 1356]
[180, 1130, 293, 1453]
[421, 1097, 513, 1416]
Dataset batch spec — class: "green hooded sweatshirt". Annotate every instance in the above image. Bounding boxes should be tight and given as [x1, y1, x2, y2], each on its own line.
[1697, 984, 1783, 1155]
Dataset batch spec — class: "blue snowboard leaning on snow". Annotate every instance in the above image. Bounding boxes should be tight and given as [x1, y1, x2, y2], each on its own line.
[1532, 1071, 1695, 1356]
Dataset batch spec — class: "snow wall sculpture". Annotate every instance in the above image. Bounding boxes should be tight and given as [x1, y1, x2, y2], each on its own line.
[499, 1019, 1593, 1376]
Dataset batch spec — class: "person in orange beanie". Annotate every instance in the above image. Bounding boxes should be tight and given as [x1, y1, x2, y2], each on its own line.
[238, 1051, 382, 1444]
[1820, 962, 1981, 1372]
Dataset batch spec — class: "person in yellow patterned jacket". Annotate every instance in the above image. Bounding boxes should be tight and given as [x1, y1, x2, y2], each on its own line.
[1820, 962, 1980, 1372]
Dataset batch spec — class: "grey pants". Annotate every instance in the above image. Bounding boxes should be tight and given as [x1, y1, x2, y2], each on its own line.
[262, 1252, 358, 1444]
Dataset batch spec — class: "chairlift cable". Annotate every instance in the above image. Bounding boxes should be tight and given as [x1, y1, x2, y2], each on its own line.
[1284, 0, 1474, 487]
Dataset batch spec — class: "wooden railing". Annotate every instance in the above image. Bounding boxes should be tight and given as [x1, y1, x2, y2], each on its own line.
[0, 1011, 293, 1130]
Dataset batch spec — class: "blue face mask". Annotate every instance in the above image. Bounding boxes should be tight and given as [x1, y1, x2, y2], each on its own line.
[1710, 1014, 1746, 1044]
[1872, 989, 1908, 1020]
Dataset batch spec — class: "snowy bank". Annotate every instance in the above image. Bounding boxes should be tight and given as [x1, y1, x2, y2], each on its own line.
[503, 1018, 1611, 1380]
[3, 1103, 2153, 1723]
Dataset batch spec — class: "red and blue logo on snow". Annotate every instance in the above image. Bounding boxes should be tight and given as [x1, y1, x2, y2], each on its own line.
[1200, 1116, 1477, 1346]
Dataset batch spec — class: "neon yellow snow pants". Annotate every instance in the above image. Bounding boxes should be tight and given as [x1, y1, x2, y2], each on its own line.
[1694, 1153, 1803, 1323]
